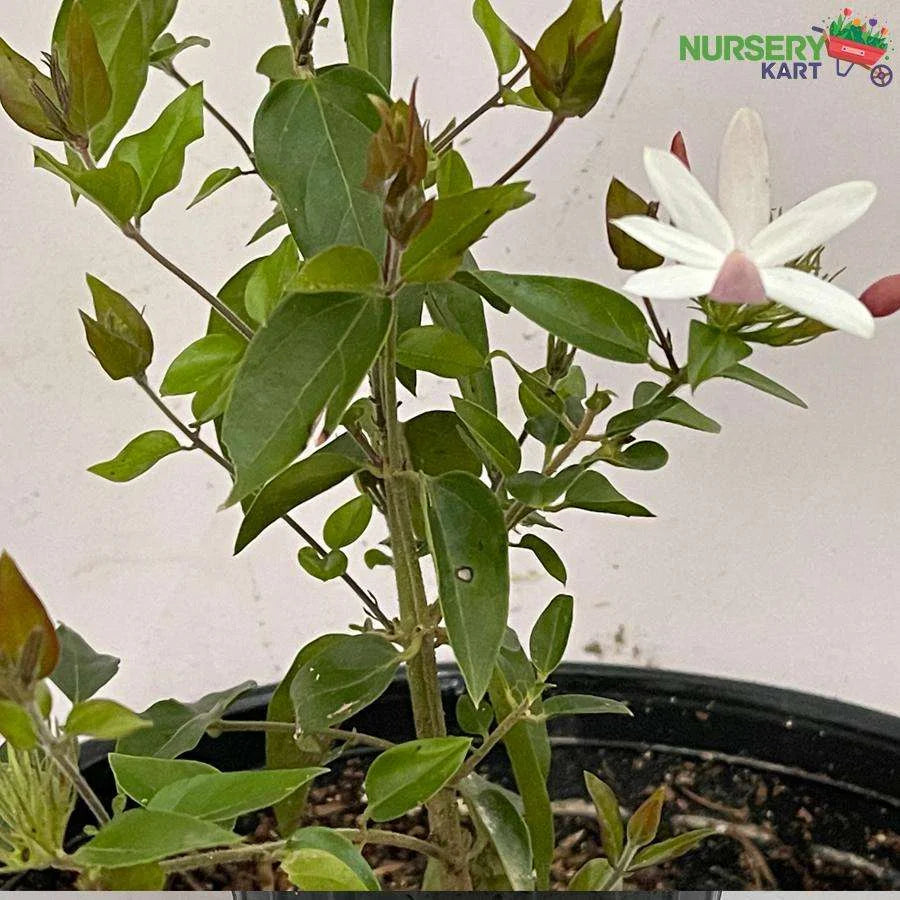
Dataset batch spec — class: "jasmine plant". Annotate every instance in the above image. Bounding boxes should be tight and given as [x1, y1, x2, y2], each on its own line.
[1, 0, 896, 891]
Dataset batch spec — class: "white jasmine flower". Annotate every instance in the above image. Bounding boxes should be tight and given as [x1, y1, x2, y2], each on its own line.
[612, 108, 877, 338]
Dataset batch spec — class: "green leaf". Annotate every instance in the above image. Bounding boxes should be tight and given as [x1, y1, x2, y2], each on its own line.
[501, 85, 545, 110]
[687, 320, 751, 389]
[298, 547, 348, 582]
[722, 364, 807, 408]
[423, 278, 497, 414]
[0, 37, 63, 139]
[244, 235, 300, 324]
[0, 700, 38, 750]
[79, 274, 153, 379]
[292, 245, 381, 294]
[254, 66, 388, 258]
[600, 440, 669, 471]
[529, 594, 573, 678]
[606, 177, 664, 271]
[452, 396, 520, 477]
[256, 45, 295, 84]
[460, 271, 650, 364]
[436, 149, 473, 198]
[223, 292, 390, 504]
[248, 206, 288, 244]
[290, 634, 401, 732]
[65, 699, 150, 739]
[282, 848, 371, 891]
[425, 472, 509, 703]
[506, 468, 582, 509]
[89, 862, 166, 890]
[627, 785, 666, 848]
[150, 33, 210, 66]
[51, 624, 120, 703]
[455, 695, 493, 736]
[161, 334, 244, 397]
[397, 325, 485, 377]
[516, 534, 566, 584]
[607, 382, 721, 437]
[364, 737, 471, 821]
[65, 1, 112, 137]
[109, 753, 218, 805]
[569, 857, 612, 890]
[336, 0, 394, 90]
[473, 0, 520, 75]
[561, 471, 653, 517]
[88, 430, 181, 482]
[235, 434, 367, 552]
[543, 694, 631, 719]
[630, 828, 716, 870]
[323, 495, 373, 549]
[364, 548, 392, 568]
[584, 772, 623, 864]
[35, 148, 139, 224]
[401, 184, 532, 283]
[54, 0, 177, 157]
[188, 166, 242, 208]
[110, 83, 204, 216]
[116, 681, 256, 758]
[285, 827, 380, 891]
[459, 775, 535, 890]
[71, 809, 240, 869]
[147, 768, 326, 820]
[405, 411, 481, 479]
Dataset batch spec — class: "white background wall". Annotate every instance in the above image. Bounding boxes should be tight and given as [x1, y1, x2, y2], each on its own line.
[0, 1, 897, 714]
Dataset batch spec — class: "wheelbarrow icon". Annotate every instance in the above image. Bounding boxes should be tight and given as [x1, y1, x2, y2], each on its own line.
[812, 25, 893, 86]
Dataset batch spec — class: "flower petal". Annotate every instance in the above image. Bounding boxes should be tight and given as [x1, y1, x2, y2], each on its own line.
[718, 108, 771, 250]
[709, 251, 766, 304]
[761, 267, 875, 339]
[643, 147, 735, 253]
[611, 216, 726, 268]
[623, 264, 718, 300]
[749, 181, 877, 268]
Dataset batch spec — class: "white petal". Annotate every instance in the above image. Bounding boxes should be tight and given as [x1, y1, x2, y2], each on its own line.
[718, 108, 771, 250]
[761, 267, 875, 339]
[623, 265, 718, 300]
[643, 148, 735, 253]
[749, 181, 877, 268]
[611, 216, 726, 268]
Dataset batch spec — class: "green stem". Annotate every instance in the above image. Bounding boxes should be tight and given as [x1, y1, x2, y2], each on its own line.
[596, 843, 638, 890]
[208, 719, 394, 750]
[451, 695, 533, 784]
[494, 115, 564, 185]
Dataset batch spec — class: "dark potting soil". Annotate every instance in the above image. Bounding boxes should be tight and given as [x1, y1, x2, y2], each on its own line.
[11, 744, 898, 891]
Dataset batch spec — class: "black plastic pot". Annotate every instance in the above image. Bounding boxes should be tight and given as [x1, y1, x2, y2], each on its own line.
[11, 664, 900, 890]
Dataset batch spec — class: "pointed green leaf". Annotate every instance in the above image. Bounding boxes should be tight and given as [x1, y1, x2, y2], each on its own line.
[397, 324, 486, 377]
[35, 148, 139, 224]
[71, 809, 240, 868]
[51, 624, 120, 703]
[473, 0, 520, 74]
[607, 382, 721, 437]
[64, 1, 112, 136]
[323, 495, 373, 549]
[88, 431, 181, 482]
[290, 634, 401, 732]
[516, 534, 566, 584]
[248, 206, 288, 244]
[116, 681, 256, 758]
[630, 828, 715, 870]
[109, 753, 218, 805]
[404, 410, 482, 477]
[161, 334, 244, 397]
[425, 472, 509, 703]
[722, 364, 807, 408]
[455, 695, 494, 737]
[562, 471, 653, 517]
[0, 37, 63, 139]
[460, 270, 650, 363]
[529, 594, 573, 678]
[542, 694, 631, 718]
[65, 699, 150, 739]
[111, 83, 204, 216]
[256, 45, 295, 84]
[569, 857, 612, 889]
[606, 178, 664, 271]
[286, 827, 380, 891]
[292, 245, 381, 294]
[254, 66, 388, 258]
[223, 292, 391, 504]
[584, 772, 624, 863]
[452, 396, 521, 477]
[150, 33, 210, 66]
[244, 235, 300, 324]
[298, 547, 349, 582]
[687, 320, 751, 389]
[401, 184, 533, 283]
[188, 166, 242, 208]
[235, 434, 367, 552]
[0, 700, 38, 750]
[599, 440, 669, 471]
[336, 0, 394, 90]
[364, 737, 471, 821]
[282, 849, 371, 891]
[436, 149, 473, 197]
[627, 786, 666, 848]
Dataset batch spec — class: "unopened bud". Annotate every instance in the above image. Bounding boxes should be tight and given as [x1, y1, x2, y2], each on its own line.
[860, 274, 900, 318]
[670, 131, 690, 169]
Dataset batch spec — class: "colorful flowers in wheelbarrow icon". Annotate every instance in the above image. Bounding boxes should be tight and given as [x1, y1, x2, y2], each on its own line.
[819, 10, 894, 86]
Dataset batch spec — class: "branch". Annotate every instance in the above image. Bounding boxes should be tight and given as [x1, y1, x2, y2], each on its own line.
[337, 828, 455, 865]
[209, 718, 395, 750]
[451, 695, 533, 784]
[643, 298, 679, 373]
[494, 115, 564, 185]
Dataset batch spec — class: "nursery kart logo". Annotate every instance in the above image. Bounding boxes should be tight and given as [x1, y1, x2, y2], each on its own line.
[679, 7, 894, 87]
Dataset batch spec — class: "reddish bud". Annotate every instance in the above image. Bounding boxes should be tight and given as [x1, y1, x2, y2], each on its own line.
[860, 274, 900, 318]
[670, 131, 690, 169]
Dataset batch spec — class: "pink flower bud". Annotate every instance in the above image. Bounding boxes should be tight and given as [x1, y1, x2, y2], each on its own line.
[860, 274, 900, 318]
[670, 131, 690, 170]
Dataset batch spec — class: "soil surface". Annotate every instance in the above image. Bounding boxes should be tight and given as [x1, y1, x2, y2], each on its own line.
[9, 745, 897, 891]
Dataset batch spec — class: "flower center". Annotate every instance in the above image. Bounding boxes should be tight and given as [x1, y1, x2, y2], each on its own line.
[709, 251, 767, 305]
